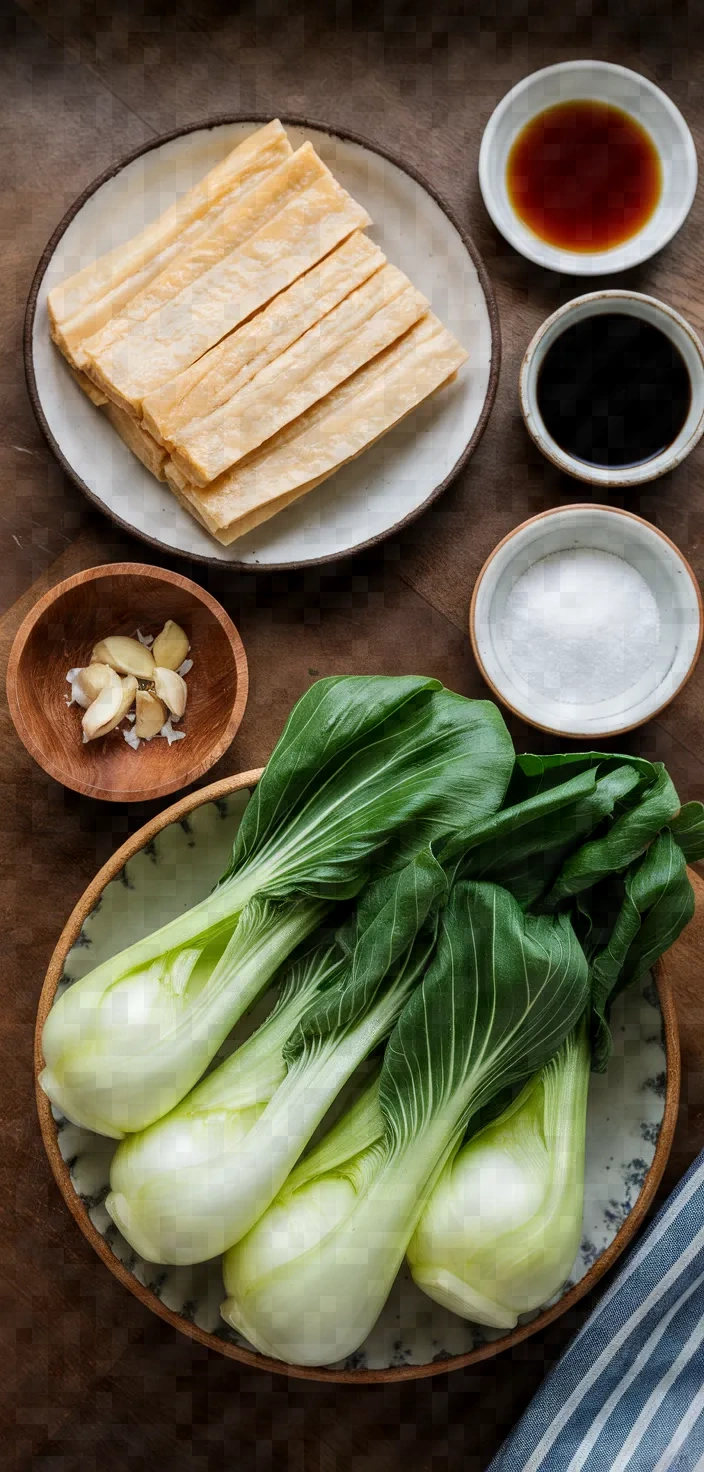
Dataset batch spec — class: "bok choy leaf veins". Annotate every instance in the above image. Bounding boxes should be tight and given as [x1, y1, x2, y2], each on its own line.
[40, 676, 513, 1137]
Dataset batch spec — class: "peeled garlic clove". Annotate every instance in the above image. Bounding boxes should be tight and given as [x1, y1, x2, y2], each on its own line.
[151, 619, 189, 671]
[153, 666, 187, 720]
[82, 675, 138, 741]
[74, 662, 122, 706]
[92, 636, 155, 679]
[134, 689, 166, 740]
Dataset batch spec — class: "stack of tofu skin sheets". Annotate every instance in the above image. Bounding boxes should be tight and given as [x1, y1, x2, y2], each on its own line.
[48, 120, 468, 548]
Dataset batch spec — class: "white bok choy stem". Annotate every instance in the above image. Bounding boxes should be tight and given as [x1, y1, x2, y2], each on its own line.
[41, 894, 327, 1138]
[40, 675, 514, 1137]
[407, 1016, 591, 1328]
[225, 1073, 387, 1350]
[221, 880, 590, 1367]
[106, 849, 447, 1263]
[106, 939, 342, 1258]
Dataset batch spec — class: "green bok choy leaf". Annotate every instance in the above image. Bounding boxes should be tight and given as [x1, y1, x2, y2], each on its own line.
[41, 676, 513, 1137]
[444, 752, 678, 911]
[580, 828, 694, 1070]
[221, 880, 590, 1365]
[669, 800, 704, 862]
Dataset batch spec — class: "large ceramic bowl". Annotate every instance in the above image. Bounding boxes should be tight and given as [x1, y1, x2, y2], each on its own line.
[35, 773, 680, 1383]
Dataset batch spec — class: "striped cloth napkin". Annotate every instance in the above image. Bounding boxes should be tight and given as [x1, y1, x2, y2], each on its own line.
[489, 1150, 704, 1472]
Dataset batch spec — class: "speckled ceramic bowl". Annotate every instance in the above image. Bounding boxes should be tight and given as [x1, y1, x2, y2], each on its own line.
[519, 292, 704, 489]
[35, 772, 680, 1383]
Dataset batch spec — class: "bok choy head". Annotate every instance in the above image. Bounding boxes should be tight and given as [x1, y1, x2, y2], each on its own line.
[107, 849, 447, 1264]
[221, 879, 590, 1366]
[41, 676, 513, 1137]
[226, 1073, 386, 1341]
[407, 819, 701, 1332]
[407, 1018, 591, 1328]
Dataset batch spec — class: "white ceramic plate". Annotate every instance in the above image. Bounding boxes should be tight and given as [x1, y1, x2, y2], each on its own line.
[479, 61, 697, 275]
[471, 505, 703, 739]
[43, 788, 672, 1376]
[26, 117, 498, 570]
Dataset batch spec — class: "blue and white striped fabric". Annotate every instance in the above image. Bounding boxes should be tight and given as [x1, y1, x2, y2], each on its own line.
[489, 1150, 704, 1472]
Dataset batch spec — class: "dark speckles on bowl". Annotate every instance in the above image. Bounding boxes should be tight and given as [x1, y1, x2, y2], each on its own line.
[34, 775, 678, 1382]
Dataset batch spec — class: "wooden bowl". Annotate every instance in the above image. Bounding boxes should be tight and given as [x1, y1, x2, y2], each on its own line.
[34, 772, 681, 1384]
[7, 563, 248, 803]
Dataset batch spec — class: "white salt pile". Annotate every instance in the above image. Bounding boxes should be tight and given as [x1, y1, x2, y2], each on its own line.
[502, 547, 660, 705]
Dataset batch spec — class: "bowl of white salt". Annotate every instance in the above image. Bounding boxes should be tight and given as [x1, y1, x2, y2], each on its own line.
[470, 505, 702, 737]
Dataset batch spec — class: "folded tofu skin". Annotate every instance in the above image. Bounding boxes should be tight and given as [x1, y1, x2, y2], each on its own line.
[83, 162, 372, 414]
[48, 120, 469, 548]
[50, 121, 293, 365]
[68, 364, 108, 406]
[141, 232, 385, 447]
[81, 143, 328, 369]
[168, 314, 468, 541]
[102, 401, 169, 482]
[68, 361, 168, 479]
[168, 263, 429, 486]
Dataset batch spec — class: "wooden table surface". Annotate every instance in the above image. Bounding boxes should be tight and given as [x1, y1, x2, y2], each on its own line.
[4, 2, 704, 1466]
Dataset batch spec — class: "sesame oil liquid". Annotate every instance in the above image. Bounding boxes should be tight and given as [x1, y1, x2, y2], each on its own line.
[507, 100, 662, 252]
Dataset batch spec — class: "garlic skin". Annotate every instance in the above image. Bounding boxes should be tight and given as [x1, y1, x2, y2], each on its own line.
[74, 663, 122, 707]
[66, 668, 91, 709]
[82, 676, 138, 742]
[152, 620, 189, 672]
[160, 718, 186, 745]
[153, 667, 187, 720]
[92, 636, 155, 679]
[135, 690, 166, 740]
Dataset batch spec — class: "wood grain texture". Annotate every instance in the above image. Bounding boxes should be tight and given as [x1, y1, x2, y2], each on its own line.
[0, 2, 152, 611]
[2, 0, 704, 1466]
[7, 562, 248, 801]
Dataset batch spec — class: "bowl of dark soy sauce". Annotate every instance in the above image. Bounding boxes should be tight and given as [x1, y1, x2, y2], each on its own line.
[520, 291, 704, 487]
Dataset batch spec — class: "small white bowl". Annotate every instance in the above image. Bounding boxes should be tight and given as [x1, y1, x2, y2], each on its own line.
[479, 60, 697, 274]
[520, 291, 704, 488]
[470, 505, 702, 738]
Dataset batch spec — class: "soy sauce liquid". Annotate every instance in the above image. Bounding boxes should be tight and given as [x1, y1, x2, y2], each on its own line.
[507, 100, 662, 251]
[537, 314, 691, 468]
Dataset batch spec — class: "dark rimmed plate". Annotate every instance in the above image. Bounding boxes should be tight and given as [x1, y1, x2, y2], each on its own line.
[25, 114, 499, 571]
